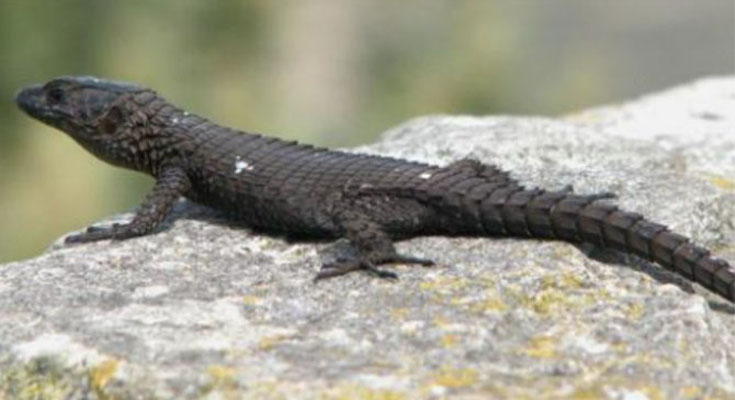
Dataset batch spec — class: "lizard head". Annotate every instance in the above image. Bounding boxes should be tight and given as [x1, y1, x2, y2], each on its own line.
[15, 76, 156, 170]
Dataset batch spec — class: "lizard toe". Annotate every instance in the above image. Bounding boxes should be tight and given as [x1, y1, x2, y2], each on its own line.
[376, 253, 436, 267]
[314, 258, 398, 281]
[65, 228, 115, 244]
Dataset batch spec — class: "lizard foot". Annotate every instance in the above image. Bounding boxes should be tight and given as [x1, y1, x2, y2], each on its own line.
[314, 254, 435, 281]
[65, 222, 145, 244]
[315, 258, 398, 281]
[65, 224, 119, 243]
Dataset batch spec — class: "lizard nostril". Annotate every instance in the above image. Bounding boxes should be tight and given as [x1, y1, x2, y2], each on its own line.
[14, 84, 43, 110]
[14, 89, 33, 113]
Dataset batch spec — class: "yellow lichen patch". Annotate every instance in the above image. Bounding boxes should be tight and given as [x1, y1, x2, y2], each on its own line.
[626, 302, 645, 320]
[449, 296, 464, 306]
[419, 276, 468, 293]
[1, 360, 71, 400]
[468, 296, 507, 313]
[477, 275, 497, 288]
[390, 307, 409, 321]
[541, 273, 583, 290]
[427, 366, 478, 388]
[679, 386, 702, 399]
[569, 387, 607, 400]
[207, 365, 236, 387]
[517, 272, 608, 316]
[567, 382, 664, 400]
[258, 334, 290, 351]
[242, 295, 262, 305]
[432, 315, 450, 327]
[519, 336, 557, 359]
[539, 275, 557, 289]
[325, 384, 407, 400]
[710, 176, 735, 191]
[202, 365, 239, 399]
[441, 334, 459, 348]
[90, 359, 119, 397]
[581, 289, 611, 305]
[632, 385, 664, 400]
[705, 390, 735, 400]
[611, 343, 629, 353]
[526, 290, 570, 315]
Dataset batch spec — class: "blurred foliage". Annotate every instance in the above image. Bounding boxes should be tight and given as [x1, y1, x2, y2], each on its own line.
[0, 1, 732, 262]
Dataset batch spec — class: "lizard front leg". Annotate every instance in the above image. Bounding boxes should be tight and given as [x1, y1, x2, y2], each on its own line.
[65, 167, 191, 243]
[315, 206, 434, 281]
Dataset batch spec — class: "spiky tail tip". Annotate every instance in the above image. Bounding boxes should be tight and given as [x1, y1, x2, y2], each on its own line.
[485, 190, 735, 302]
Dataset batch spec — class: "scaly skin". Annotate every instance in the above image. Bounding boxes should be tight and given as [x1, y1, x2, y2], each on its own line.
[15, 76, 735, 301]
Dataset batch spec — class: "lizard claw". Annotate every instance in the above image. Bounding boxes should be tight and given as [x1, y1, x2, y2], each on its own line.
[385, 254, 436, 267]
[314, 253, 436, 281]
[65, 230, 112, 244]
[314, 259, 398, 281]
[85, 223, 122, 233]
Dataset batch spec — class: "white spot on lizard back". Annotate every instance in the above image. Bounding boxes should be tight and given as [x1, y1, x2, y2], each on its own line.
[234, 156, 254, 174]
[419, 172, 432, 180]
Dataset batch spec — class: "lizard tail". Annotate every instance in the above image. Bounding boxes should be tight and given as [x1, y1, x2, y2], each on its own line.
[477, 189, 735, 301]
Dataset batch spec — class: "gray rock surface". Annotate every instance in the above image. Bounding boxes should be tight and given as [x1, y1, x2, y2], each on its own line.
[2, 77, 734, 399]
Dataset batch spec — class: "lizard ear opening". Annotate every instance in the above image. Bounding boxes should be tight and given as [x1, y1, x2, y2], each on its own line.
[99, 105, 123, 134]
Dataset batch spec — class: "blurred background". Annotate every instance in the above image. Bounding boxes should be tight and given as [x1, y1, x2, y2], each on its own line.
[0, 1, 732, 262]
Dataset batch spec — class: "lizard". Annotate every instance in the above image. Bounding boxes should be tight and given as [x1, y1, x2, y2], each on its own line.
[14, 76, 735, 303]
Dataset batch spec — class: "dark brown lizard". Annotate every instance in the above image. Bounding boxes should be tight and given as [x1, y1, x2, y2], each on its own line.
[15, 76, 735, 302]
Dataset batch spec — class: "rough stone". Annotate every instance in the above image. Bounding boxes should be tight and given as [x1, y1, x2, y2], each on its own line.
[1, 76, 734, 399]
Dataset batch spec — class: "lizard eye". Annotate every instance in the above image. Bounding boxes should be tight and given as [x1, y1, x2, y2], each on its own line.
[47, 87, 65, 103]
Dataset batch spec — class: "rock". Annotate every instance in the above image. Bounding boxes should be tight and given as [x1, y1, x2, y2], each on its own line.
[1, 77, 734, 399]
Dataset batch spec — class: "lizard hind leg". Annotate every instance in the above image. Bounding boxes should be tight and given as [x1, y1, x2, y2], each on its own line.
[314, 209, 434, 281]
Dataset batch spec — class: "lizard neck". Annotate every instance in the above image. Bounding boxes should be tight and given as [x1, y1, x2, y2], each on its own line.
[140, 96, 262, 177]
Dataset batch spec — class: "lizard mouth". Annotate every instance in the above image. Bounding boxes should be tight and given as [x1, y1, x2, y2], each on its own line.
[15, 84, 73, 125]
[15, 84, 52, 120]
